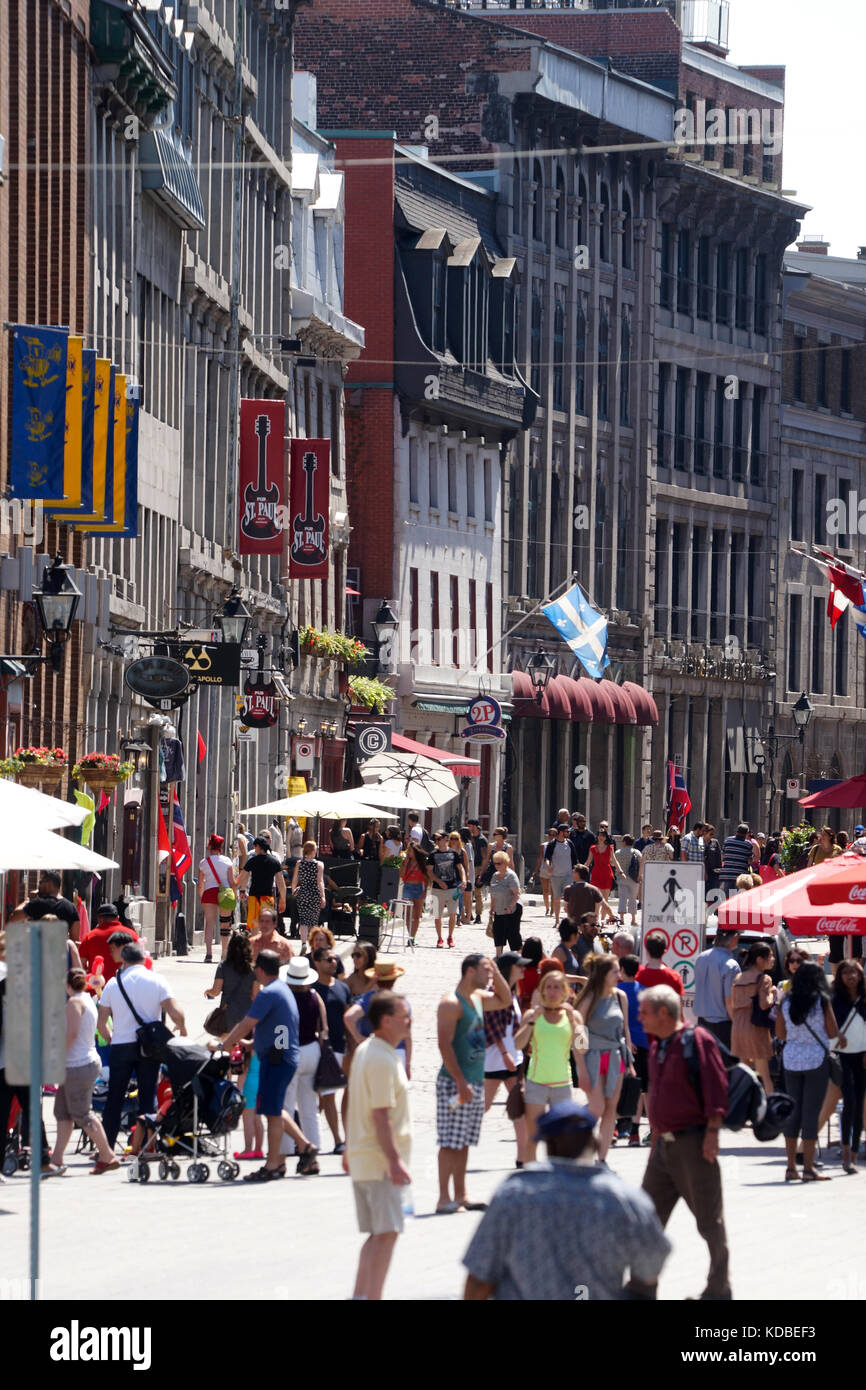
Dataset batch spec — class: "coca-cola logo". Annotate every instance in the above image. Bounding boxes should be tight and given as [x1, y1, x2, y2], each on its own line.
[848, 884, 866, 902]
[816, 917, 859, 934]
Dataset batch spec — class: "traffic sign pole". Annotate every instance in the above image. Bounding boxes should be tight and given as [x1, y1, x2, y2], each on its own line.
[29, 923, 42, 1301]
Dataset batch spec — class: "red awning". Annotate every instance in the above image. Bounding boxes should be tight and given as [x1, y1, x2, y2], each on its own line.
[622, 681, 659, 727]
[511, 669, 549, 718]
[545, 675, 573, 721]
[605, 682, 638, 725]
[557, 674, 595, 723]
[391, 731, 480, 777]
[578, 677, 616, 723]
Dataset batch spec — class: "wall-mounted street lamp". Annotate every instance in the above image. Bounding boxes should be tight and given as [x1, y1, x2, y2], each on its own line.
[527, 650, 556, 705]
[0, 554, 82, 674]
[372, 598, 399, 673]
[320, 719, 338, 740]
[296, 717, 308, 735]
[216, 584, 252, 646]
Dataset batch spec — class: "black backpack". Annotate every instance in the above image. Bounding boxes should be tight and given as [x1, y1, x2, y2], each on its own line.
[681, 1026, 793, 1141]
[418, 827, 435, 854]
[627, 851, 641, 884]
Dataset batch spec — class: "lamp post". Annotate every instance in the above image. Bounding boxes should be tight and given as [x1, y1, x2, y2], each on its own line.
[0, 555, 82, 674]
[372, 598, 399, 674]
[764, 692, 814, 827]
[215, 584, 252, 646]
[526, 650, 556, 705]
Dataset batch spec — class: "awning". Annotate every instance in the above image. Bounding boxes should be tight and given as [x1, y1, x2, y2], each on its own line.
[511, 669, 549, 718]
[578, 677, 616, 724]
[391, 731, 480, 777]
[557, 674, 596, 723]
[545, 676, 573, 721]
[622, 681, 659, 727]
[605, 682, 638, 725]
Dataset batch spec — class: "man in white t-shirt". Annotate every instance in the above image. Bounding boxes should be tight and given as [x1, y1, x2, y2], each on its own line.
[97, 943, 187, 1151]
[407, 813, 424, 846]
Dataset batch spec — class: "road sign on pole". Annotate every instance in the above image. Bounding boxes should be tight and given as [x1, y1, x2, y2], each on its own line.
[641, 862, 705, 1021]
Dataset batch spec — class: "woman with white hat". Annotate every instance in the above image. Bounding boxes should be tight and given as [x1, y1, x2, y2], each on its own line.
[280, 956, 328, 1168]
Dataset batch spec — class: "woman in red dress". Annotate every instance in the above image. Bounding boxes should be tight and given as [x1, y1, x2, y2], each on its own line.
[586, 830, 617, 896]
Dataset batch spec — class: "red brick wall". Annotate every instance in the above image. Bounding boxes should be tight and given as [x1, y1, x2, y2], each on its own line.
[333, 136, 397, 597]
[473, 8, 682, 90]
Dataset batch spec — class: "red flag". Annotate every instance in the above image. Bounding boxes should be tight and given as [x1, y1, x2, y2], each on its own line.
[157, 800, 171, 864]
[666, 759, 692, 831]
[288, 438, 330, 579]
[97, 791, 110, 813]
[238, 399, 286, 556]
[197, 730, 206, 765]
[827, 565, 864, 627]
[171, 791, 193, 879]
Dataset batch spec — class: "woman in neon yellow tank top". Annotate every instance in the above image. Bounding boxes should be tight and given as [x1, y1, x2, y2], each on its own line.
[514, 970, 587, 1163]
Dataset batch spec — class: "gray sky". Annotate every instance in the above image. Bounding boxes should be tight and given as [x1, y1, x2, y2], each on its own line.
[727, 0, 866, 257]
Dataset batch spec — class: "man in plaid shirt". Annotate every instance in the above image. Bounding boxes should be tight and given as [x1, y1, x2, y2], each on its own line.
[680, 823, 705, 863]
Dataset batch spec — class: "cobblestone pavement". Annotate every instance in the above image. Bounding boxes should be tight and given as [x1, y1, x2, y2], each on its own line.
[1, 896, 861, 1301]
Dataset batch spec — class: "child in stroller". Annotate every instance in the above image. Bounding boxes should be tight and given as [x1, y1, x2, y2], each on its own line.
[127, 1040, 244, 1185]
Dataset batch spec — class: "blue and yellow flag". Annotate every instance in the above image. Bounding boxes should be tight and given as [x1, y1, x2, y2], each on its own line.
[43, 334, 84, 508]
[57, 358, 112, 525]
[10, 325, 69, 498]
[79, 376, 140, 538]
[51, 348, 96, 520]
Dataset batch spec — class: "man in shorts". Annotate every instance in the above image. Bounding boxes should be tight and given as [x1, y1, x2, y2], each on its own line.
[237, 836, 286, 931]
[345, 993, 412, 1300]
[436, 953, 512, 1213]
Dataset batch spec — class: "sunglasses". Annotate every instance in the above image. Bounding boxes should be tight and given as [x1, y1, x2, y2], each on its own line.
[351, 951, 364, 959]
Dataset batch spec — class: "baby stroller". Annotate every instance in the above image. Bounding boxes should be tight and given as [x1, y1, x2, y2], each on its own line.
[127, 1040, 244, 1185]
[2, 1097, 29, 1176]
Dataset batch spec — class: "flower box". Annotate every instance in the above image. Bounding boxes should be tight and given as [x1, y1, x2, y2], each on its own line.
[18, 763, 65, 788]
[73, 752, 134, 792]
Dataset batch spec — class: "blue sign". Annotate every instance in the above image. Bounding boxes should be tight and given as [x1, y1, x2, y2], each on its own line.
[10, 325, 69, 498]
[461, 695, 505, 743]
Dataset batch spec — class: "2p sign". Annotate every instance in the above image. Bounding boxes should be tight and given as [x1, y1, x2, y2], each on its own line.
[461, 695, 505, 744]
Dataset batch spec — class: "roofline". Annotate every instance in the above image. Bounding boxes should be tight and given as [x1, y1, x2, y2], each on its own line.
[395, 144, 495, 199]
[682, 44, 786, 101]
[318, 129, 398, 140]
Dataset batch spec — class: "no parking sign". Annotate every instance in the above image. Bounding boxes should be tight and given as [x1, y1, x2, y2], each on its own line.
[641, 862, 704, 1022]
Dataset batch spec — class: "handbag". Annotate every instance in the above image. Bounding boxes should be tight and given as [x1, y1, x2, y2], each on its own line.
[204, 1003, 229, 1036]
[115, 969, 172, 1060]
[505, 1080, 525, 1120]
[207, 856, 236, 914]
[750, 973, 775, 1030]
[314, 1038, 348, 1092]
[804, 1016, 843, 1089]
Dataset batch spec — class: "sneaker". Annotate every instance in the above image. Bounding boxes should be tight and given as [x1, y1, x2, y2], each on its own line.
[447, 936, 454, 948]
[642, 1132, 652, 1146]
[233, 1149, 264, 1161]
[628, 1133, 641, 1148]
[204, 953, 213, 963]
[436, 939, 444, 948]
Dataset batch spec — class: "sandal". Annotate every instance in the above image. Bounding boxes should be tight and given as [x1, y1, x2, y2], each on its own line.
[801, 1169, 832, 1182]
[242, 1165, 285, 1182]
[784, 1168, 800, 1182]
[296, 1145, 320, 1176]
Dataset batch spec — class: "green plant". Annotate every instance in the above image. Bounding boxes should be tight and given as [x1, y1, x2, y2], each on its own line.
[357, 902, 389, 919]
[347, 675, 394, 714]
[780, 823, 815, 874]
[298, 625, 368, 665]
[72, 752, 135, 781]
[15, 745, 68, 765]
[0, 756, 25, 778]
[381, 853, 404, 869]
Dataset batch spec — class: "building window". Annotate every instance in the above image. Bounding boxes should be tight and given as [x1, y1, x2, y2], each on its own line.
[724, 108, 736, 169]
[735, 247, 751, 330]
[621, 192, 632, 270]
[575, 305, 587, 415]
[671, 523, 687, 637]
[653, 519, 668, 635]
[691, 526, 708, 640]
[763, 150, 775, 183]
[676, 229, 691, 315]
[466, 453, 476, 518]
[660, 224, 674, 310]
[409, 437, 419, 504]
[598, 311, 609, 422]
[814, 474, 827, 544]
[552, 299, 565, 411]
[835, 609, 848, 696]
[716, 243, 731, 326]
[576, 174, 588, 251]
[486, 581, 494, 673]
[530, 289, 542, 396]
[697, 236, 712, 320]
[430, 572, 440, 664]
[841, 348, 852, 413]
[791, 468, 804, 541]
[747, 534, 763, 647]
[750, 387, 766, 485]
[599, 184, 610, 262]
[483, 457, 493, 523]
[502, 279, 515, 374]
[447, 449, 458, 514]
[330, 389, 341, 475]
[410, 567, 419, 646]
[674, 367, 687, 470]
[788, 594, 802, 690]
[555, 167, 566, 248]
[432, 255, 446, 353]
[532, 160, 544, 242]
[732, 394, 746, 482]
[754, 253, 769, 335]
[450, 576, 460, 666]
[730, 532, 745, 645]
[619, 313, 630, 426]
[713, 377, 727, 478]
[793, 335, 806, 403]
[429, 442, 439, 509]
[468, 579, 477, 667]
[837, 477, 850, 548]
[657, 363, 670, 467]
[817, 345, 829, 408]
[710, 532, 726, 641]
[527, 464, 542, 598]
[811, 596, 825, 693]
[695, 372, 710, 474]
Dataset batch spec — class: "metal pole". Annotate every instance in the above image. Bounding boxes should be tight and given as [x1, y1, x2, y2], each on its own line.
[225, 0, 246, 845]
[29, 923, 42, 1301]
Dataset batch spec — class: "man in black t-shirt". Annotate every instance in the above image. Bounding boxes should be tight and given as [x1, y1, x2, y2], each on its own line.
[467, 820, 488, 924]
[312, 946, 350, 1152]
[569, 814, 595, 864]
[237, 836, 286, 929]
[9, 871, 80, 937]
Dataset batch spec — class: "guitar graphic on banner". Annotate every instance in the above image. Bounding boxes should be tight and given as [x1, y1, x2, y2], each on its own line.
[242, 413, 280, 542]
[290, 449, 327, 569]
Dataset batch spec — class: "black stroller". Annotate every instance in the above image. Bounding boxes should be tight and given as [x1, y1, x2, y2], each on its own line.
[127, 1041, 244, 1185]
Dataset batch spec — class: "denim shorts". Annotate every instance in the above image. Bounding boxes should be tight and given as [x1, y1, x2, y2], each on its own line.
[255, 1056, 296, 1117]
[401, 881, 425, 902]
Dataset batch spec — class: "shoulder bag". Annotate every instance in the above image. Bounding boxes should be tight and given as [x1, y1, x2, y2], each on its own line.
[115, 969, 173, 1060]
[314, 1038, 347, 1092]
[804, 1015, 843, 1089]
[750, 972, 776, 1030]
[207, 856, 237, 914]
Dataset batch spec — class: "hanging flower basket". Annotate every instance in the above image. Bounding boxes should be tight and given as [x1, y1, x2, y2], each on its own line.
[347, 676, 395, 715]
[0, 757, 25, 780]
[14, 746, 68, 787]
[73, 752, 134, 794]
[299, 625, 369, 666]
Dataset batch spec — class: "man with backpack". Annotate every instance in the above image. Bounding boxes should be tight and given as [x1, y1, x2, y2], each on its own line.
[627, 984, 731, 1302]
[614, 834, 641, 920]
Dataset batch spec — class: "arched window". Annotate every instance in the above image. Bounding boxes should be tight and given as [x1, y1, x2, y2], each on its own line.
[599, 184, 610, 262]
[575, 303, 587, 415]
[622, 191, 632, 269]
[553, 298, 565, 410]
[620, 312, 631, 426]
[598, 309, 610, 421]
[532, 160, 544, 242]
[555, 166, 566, 248]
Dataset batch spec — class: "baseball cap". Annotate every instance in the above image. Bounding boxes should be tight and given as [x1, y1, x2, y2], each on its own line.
[497, 951, 531, 974]
[534, 1102, 597, 1141]
[856, 825, 865, 835]
[96, 903, 120, 919]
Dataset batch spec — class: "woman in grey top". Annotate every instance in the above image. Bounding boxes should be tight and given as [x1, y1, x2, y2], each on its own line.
[205, 931, 258, 1032]
[488, 851, 523, 956]
[575, 954, 634, 1161]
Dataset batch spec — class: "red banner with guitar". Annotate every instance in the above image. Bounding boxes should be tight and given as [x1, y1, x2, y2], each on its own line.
[238, 399, 286, 555]
[288, 438, 330, 579]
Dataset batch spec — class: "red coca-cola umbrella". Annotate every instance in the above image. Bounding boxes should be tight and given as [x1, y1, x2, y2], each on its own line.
[799, 773, 866, 808]
[715, 852, 866, 937]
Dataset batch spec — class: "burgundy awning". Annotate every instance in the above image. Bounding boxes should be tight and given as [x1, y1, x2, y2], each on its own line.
[391, 731, 480, 777]
[511, 669, 549, 718]
[578, 676, 616, 723]
[622, 681, 660, 727]
[605, 682, 638, 725]
[544, 675, 573, 721]
[557, 674, 595, 723]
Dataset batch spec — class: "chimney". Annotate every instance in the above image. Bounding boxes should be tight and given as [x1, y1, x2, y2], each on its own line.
[796, 234, 830, 257]
[293, 72, 317, 130]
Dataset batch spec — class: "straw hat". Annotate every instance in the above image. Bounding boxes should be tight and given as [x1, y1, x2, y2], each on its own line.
[364, 957, 405, 983]
[285, 957, 317, 986]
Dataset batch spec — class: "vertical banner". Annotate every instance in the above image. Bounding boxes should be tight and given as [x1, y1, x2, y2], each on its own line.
[50, 349, 96, 520]
[46, 333, 84, 508]
[238, 398, 286, 555]
[289, 438, 330, 579]
[10, 325, 69, 498]
[78, 375, 140, 537]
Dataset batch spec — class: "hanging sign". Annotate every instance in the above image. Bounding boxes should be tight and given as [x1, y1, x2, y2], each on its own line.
[288, 438, 330, 578]
[461, 694, 505, 743]
[239, 643, 279, 728]
[355, 723, 392, 763]
[238, 399, 286, 555]
[170, 642, 242, 687]
[292, 736, 316, 771]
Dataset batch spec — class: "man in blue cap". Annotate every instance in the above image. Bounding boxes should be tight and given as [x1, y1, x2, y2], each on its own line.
[461, 1102, 671, 1300]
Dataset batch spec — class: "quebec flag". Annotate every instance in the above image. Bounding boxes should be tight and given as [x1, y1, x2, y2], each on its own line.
[542, 583, 610, 680]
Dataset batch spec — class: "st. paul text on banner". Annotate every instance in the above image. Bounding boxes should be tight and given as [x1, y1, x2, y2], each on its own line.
[238, 399, 286, 556]
[289, 438, 330, 579]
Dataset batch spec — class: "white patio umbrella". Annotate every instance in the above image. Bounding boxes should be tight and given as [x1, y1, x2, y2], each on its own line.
[0, 824, 117, 873]
[358, 789, 435, 811]
[239, 789, 395, 820]
[359, 752, 459, 809]
[0, 777, 88, 830]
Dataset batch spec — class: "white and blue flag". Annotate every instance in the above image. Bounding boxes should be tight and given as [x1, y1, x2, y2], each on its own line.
[542, 583, 610, 680]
